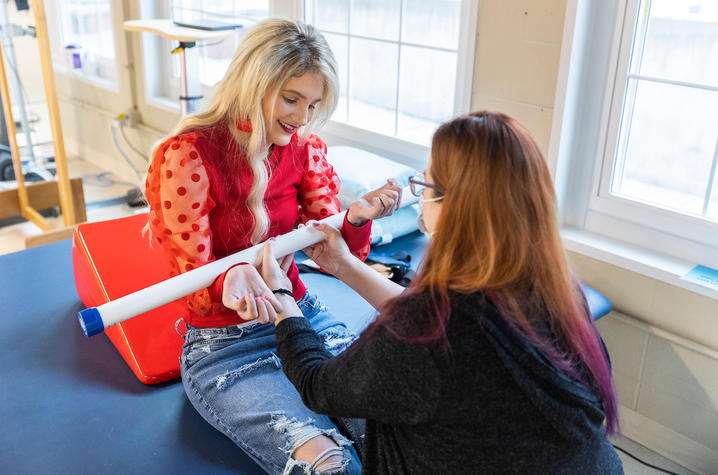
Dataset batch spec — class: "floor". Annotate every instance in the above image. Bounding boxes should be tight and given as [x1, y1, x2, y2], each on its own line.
[0, 155, 700, 474]
[611, 435, 697, 474]
[0, 154, 148, 255]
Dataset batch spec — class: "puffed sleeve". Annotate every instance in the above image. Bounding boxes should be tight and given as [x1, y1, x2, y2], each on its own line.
[145, 136, 225, 316]
[297, 135, 371, 261]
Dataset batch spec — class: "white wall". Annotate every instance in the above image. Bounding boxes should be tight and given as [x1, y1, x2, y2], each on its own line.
[597, 312, 718, 474]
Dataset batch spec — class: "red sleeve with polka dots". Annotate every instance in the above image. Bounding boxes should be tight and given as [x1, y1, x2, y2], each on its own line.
[145, 136, 224, 316]
[297, 135, 371, 261]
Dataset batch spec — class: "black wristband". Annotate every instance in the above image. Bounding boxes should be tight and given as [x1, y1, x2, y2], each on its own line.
[272, 288, 294, 297]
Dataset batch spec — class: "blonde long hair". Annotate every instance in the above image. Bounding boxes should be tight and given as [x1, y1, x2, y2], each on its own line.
[149, 18, 339, 243]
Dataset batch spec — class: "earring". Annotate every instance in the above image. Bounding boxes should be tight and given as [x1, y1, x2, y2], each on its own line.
[237, 119, 253, 133]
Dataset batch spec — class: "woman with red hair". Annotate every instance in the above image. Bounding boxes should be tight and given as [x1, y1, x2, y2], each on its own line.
[258, 111, 623, 474]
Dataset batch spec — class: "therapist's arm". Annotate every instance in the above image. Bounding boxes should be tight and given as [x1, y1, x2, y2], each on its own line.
[302, 222, 405, 310]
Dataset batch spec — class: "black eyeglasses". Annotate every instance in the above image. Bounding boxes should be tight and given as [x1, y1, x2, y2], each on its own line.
[408, 172, 437, 197]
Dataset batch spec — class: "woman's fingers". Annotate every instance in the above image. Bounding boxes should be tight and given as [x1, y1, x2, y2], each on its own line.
[302, 242, 316, 256]
[379, 188, 400, 213]
[393, 185, 402, 212]
[261, 240, 277, 273]
[254, 297, 268, 323]
[262, 297, 278, 322]
[381, 180, 402, 213]
[226, 294, 244, 312]
[243, 294, 258, 320]
[279, 253, 294, 273]
[373, 196, 384, 213]
[313, 221, 342, 238]
[255, 296, 269, 323]
[265, 293, 283, 312]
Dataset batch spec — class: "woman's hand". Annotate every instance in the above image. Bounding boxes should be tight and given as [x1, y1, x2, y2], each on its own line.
[301, 221, 354, 276]
[346, 179, 402, 226]
[222, 264, 282, 323]
[257, 239, 294, 291]
[258, 240, 303, 324]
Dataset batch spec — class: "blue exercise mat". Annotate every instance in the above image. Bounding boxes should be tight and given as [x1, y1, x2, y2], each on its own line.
[0, 240, 264, 474]
[0, 232, 610, 474]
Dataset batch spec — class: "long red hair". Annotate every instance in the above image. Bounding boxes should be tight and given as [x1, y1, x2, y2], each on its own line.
[377, 111, 618, 433]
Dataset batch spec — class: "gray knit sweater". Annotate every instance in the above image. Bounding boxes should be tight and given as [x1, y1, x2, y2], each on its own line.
[275, 290, 623, 474]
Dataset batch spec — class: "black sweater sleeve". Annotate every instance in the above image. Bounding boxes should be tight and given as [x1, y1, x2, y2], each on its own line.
[275, 315, 441, 425]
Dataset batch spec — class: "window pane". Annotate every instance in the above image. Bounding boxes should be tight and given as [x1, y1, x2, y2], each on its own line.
[171, 0, 268, 21]
[350, 0, 400, 41]
[234, 1, 269, 20]
[348, 38, 398, 135]
[612, 79, 718, 216]
[171, 0, 202, 20]
[307, 0, 349, 33]
[638, 0, 718, 87]
[402, 0, 461, 49]
[194, 0, 235, 17]
[57, 0, 116, 82]
[323, 33, 348, 122]
[198, 33, 242, 86]
[304, 0, 465, 145]
[168, 1, 269, 86]
[397, 46, 456, 145]
[708, 163, 718, 220]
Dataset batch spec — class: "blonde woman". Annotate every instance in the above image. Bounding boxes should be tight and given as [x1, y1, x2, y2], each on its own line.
[145, 18, 400, 474]
[259, 112, 622, 474]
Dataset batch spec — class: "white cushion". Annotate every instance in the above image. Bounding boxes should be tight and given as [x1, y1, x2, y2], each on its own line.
[327, 145, 420, 245]
[327, 145, 417, 208]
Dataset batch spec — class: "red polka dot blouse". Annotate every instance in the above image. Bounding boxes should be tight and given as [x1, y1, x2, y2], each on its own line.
[146, 125, 372, 328]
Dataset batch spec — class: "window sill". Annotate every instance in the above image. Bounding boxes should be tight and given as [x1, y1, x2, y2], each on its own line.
[54, 65, 119, 93]
[144, 95, 180, 114]
[319, 121, 430, 171]
[561, 226, 718, 302]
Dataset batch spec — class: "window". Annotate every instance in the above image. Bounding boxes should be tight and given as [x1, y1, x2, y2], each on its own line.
[169, 1, 269, 86]
[303, 0, 472, 146]
[53, 0, 118, 85]
[139, 0, 476, 163]
[140, 0, 270, 115]
[44, 0, 132, 114]
[134, 0, 273, 130]
[603, 0, 718, 221]
[554, 0, 718, 272]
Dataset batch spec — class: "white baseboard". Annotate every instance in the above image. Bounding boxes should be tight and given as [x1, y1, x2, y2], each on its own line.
[618, 405, 718, 475]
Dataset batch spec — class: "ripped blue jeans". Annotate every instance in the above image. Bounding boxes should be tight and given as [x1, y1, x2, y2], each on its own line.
[180, 290, 363, 475]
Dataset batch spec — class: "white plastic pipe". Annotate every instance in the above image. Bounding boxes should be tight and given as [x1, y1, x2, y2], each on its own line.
[78, 187, 418, 337]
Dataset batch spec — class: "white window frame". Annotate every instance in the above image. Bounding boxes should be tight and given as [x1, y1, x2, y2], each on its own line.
[133, 0, 290, 131]
[301, 0, 478, 169]
[551, 0, 718, 297]
[589, 0, 718, 265]
[133, 0, 477, 169]
[163, 2, 275, 101]
[129, 0, 181, 131]
[45, 0, 134, 114]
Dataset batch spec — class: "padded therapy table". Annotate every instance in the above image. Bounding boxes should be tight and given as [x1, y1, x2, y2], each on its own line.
[0, 231, 610, 474]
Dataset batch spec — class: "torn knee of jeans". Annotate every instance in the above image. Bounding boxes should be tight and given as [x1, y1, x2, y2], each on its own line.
[321, 330, 355, 353]
[282, 456, 349, 475]
[310, 446, 347, 473]
[214, 353, 281, 390]
[269, 412, 352, 475]
[294, 446, 348, 475]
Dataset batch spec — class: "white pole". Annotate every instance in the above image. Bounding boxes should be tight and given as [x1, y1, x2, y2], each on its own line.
[78, 187, 418, 337]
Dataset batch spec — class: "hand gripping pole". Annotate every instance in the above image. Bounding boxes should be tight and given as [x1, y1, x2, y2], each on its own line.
[78, 187, 418, 337]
